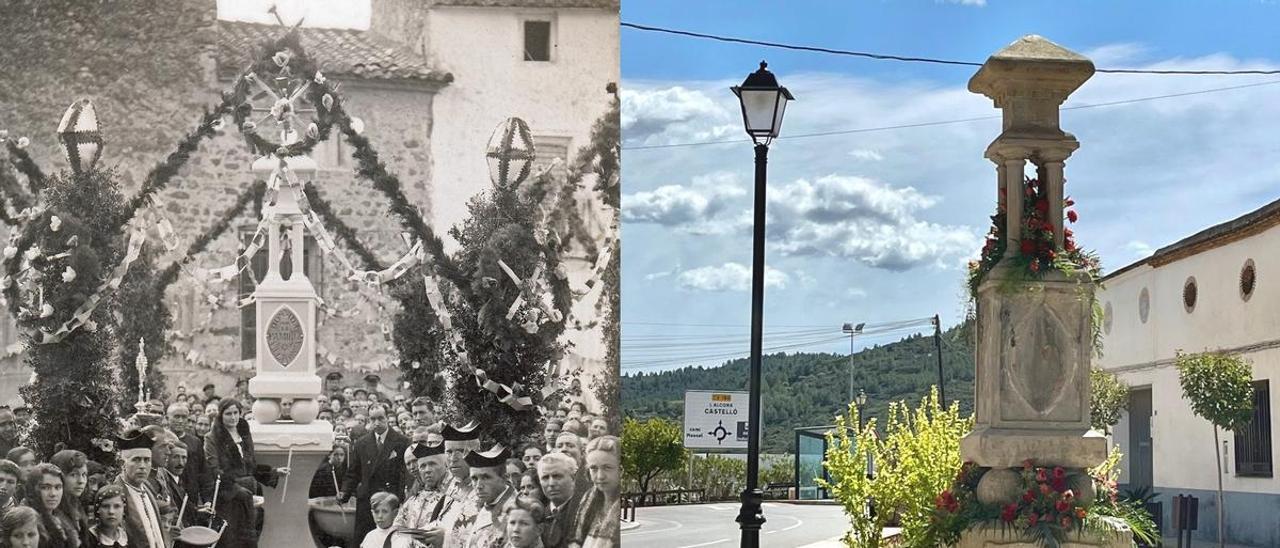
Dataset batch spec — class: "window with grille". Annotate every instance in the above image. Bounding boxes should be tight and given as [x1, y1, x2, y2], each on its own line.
[1234, 380, 1272, 477]
[239, 229, 324, 360]
[523, 20, 553, 62]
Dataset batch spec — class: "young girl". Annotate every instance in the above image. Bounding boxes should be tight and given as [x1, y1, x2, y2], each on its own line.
[359, 492, 411, 548]
[84, 486, 130, 548]
[501, 496, 546, 548]
[571, 436, 620, 548]
[26, 462, 76, 548]
[0, 506, 42, 548]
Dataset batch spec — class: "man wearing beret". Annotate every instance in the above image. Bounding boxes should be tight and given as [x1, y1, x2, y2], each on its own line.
[395, 442, 450, 543]
[462, 445, 516, 548]
[112, 431, 169, 548]
[415, 422, 482, 548]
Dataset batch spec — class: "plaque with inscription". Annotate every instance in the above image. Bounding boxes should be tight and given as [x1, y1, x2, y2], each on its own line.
[266, 307, 304, 367]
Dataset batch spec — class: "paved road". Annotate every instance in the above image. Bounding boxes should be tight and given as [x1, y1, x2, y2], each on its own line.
[621, 502, 849, 547]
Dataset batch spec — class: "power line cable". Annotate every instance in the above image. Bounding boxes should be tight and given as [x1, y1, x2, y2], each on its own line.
[621, 22, 1280, 75]
[621, 325, 935, 369]
[622, 78, 1280, 151]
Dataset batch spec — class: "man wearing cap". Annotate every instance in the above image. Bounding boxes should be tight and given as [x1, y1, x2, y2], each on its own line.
[112, 431, 169, 548]
[462, 445, 516, 548]
[341, 404, 411, 547]
[420, 422, 482, 548]
[395, 442, 448, 535]
[0, 408, 18, 457]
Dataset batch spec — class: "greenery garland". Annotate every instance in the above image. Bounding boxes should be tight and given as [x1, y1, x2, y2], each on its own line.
[301, 182, 385, 271]
[156, 180, 266, 292]
[5, 141, 46, 195]
[0, 162, 29, 226]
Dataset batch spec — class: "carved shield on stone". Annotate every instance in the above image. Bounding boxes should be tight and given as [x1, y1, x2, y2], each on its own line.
[266, 307, 304, 367]
[1005, 305, 1074, 415]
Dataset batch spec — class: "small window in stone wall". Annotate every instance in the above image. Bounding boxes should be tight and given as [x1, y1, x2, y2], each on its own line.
[1241, 259, 1256, 302]
[1103, 302, 1113, 335]
[1183, 276, 1197, 313]
[523, 20, 553, 62]
[1138, 287, 1150, 324]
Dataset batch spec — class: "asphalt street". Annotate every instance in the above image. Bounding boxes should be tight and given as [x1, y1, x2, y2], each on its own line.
[621, 502, 849, 547]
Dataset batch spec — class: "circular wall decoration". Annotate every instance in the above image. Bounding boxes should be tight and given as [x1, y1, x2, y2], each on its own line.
[1183, 276, 1198, 313]
[1241, 259, 1256, 302]
[266, 307, 304, 367]
[1138, 287, 1150, 324]
[1103, 302, 1113, 335]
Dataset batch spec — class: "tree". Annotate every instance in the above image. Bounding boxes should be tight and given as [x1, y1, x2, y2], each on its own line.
[622, 417, 687, 497]
[1089, 367, 1127, 433]
[821, 387, 972, 548]
[8, 167, 128, 461]
[117, 245, 172, 413]
[1176, 351, 1255, 548]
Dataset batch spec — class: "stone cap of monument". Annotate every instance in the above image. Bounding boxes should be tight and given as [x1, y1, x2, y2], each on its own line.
[968, 35, 1095, 102]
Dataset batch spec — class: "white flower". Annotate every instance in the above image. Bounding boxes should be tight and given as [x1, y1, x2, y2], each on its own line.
[321, 94, 334, 110]
[61, 266, 76, 283]
[16, 137, 29, 149]
[211, 119, 225, 132]
[306, 123, 319, 140]
[49, 215, 61, 232]
[273, 50, 292, 67]
[84, 319, 97, 332]
[314, 71, 327, 85]
[2, 246, 15, 259]
[39, 303, 53, 318]
[23, 246, 40, 261]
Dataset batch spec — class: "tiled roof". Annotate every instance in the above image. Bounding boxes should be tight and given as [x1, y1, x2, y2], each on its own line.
[217, 20, 452, 83]
[430, 0, 618, 9]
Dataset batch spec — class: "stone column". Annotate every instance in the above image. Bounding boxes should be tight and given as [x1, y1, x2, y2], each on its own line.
[960, 35, 1127, 547]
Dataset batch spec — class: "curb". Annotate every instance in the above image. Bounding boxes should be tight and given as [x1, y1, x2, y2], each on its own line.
[620, 520, 641, 531]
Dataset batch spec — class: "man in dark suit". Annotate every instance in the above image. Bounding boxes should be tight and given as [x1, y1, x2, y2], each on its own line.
[340, 404, 409, 547]
[113, 431, 169, 548]
[166, 402, 212, 508]
[538, 452, 583, 548]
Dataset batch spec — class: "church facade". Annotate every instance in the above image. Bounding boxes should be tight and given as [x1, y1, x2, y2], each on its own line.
[0, 0, 617, 408]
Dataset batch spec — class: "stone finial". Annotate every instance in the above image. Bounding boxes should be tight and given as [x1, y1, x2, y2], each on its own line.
[969, 35, 1094, 136]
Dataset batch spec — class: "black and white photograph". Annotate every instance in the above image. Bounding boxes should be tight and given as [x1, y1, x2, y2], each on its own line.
[0, 1, 619, 547]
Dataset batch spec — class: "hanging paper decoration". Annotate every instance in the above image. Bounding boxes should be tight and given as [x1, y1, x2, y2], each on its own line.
[485, 117, 536, 189]
[56, 99, 105, 175]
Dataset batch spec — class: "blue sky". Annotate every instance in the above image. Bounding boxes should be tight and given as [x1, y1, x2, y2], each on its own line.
[620, 1, 1280, 373]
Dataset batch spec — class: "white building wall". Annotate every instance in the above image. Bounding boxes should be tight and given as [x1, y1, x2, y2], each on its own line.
[1097, 223, 1280, 495]
[421, 6, 619, 248]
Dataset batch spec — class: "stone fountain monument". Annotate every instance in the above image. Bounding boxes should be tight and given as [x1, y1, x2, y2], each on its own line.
[958, 35, 1130, 547]
[245, 139, 335, 545]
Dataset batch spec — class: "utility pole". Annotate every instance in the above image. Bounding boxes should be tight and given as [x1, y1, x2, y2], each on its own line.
[841, 322, 864, 405]
[932, 314, 945, 406]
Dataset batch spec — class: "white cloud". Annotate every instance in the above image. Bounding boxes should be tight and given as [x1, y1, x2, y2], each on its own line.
[621, 172, 746, 228]
[848, 149, 884, 162]
[846, 287, 868, 298]
[1084, 43, 1151, 66]
[1125, 240, 1154, 258]
[677, 263, 789, 292]
[621, 86, 738, 146]
[766, 175, 977, 270]
[938, 0, 985, 6]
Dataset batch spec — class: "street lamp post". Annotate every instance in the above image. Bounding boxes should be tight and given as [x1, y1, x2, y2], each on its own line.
[856, 388, 868, 431]
[842, 322, 865, 405]
[731, 60, 793, 548]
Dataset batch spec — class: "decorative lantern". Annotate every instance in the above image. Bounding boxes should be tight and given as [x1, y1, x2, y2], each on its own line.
[485, 117, 537, 189]
[56, 99, 105, 174]
[731, 61, 794, 145]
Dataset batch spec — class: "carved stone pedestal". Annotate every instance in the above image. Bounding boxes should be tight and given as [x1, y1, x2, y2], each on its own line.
[250, 420, 334, 548]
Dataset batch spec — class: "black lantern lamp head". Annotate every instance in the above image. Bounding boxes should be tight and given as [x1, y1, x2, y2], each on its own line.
[731, 61, 794, 146]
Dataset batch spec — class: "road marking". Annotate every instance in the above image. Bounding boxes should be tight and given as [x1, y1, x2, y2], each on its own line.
[678, 538, 730, 548]
[620, 516, 684, 536]
[763, 513, 803, 534]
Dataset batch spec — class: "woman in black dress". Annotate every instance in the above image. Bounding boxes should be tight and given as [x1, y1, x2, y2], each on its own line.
[203, 399, 287, 548]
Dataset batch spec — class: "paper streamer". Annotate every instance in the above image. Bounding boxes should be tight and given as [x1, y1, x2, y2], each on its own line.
[35, 226, 147, 344]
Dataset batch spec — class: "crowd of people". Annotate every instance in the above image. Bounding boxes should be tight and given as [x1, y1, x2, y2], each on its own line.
[0, 381, 620, 548]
